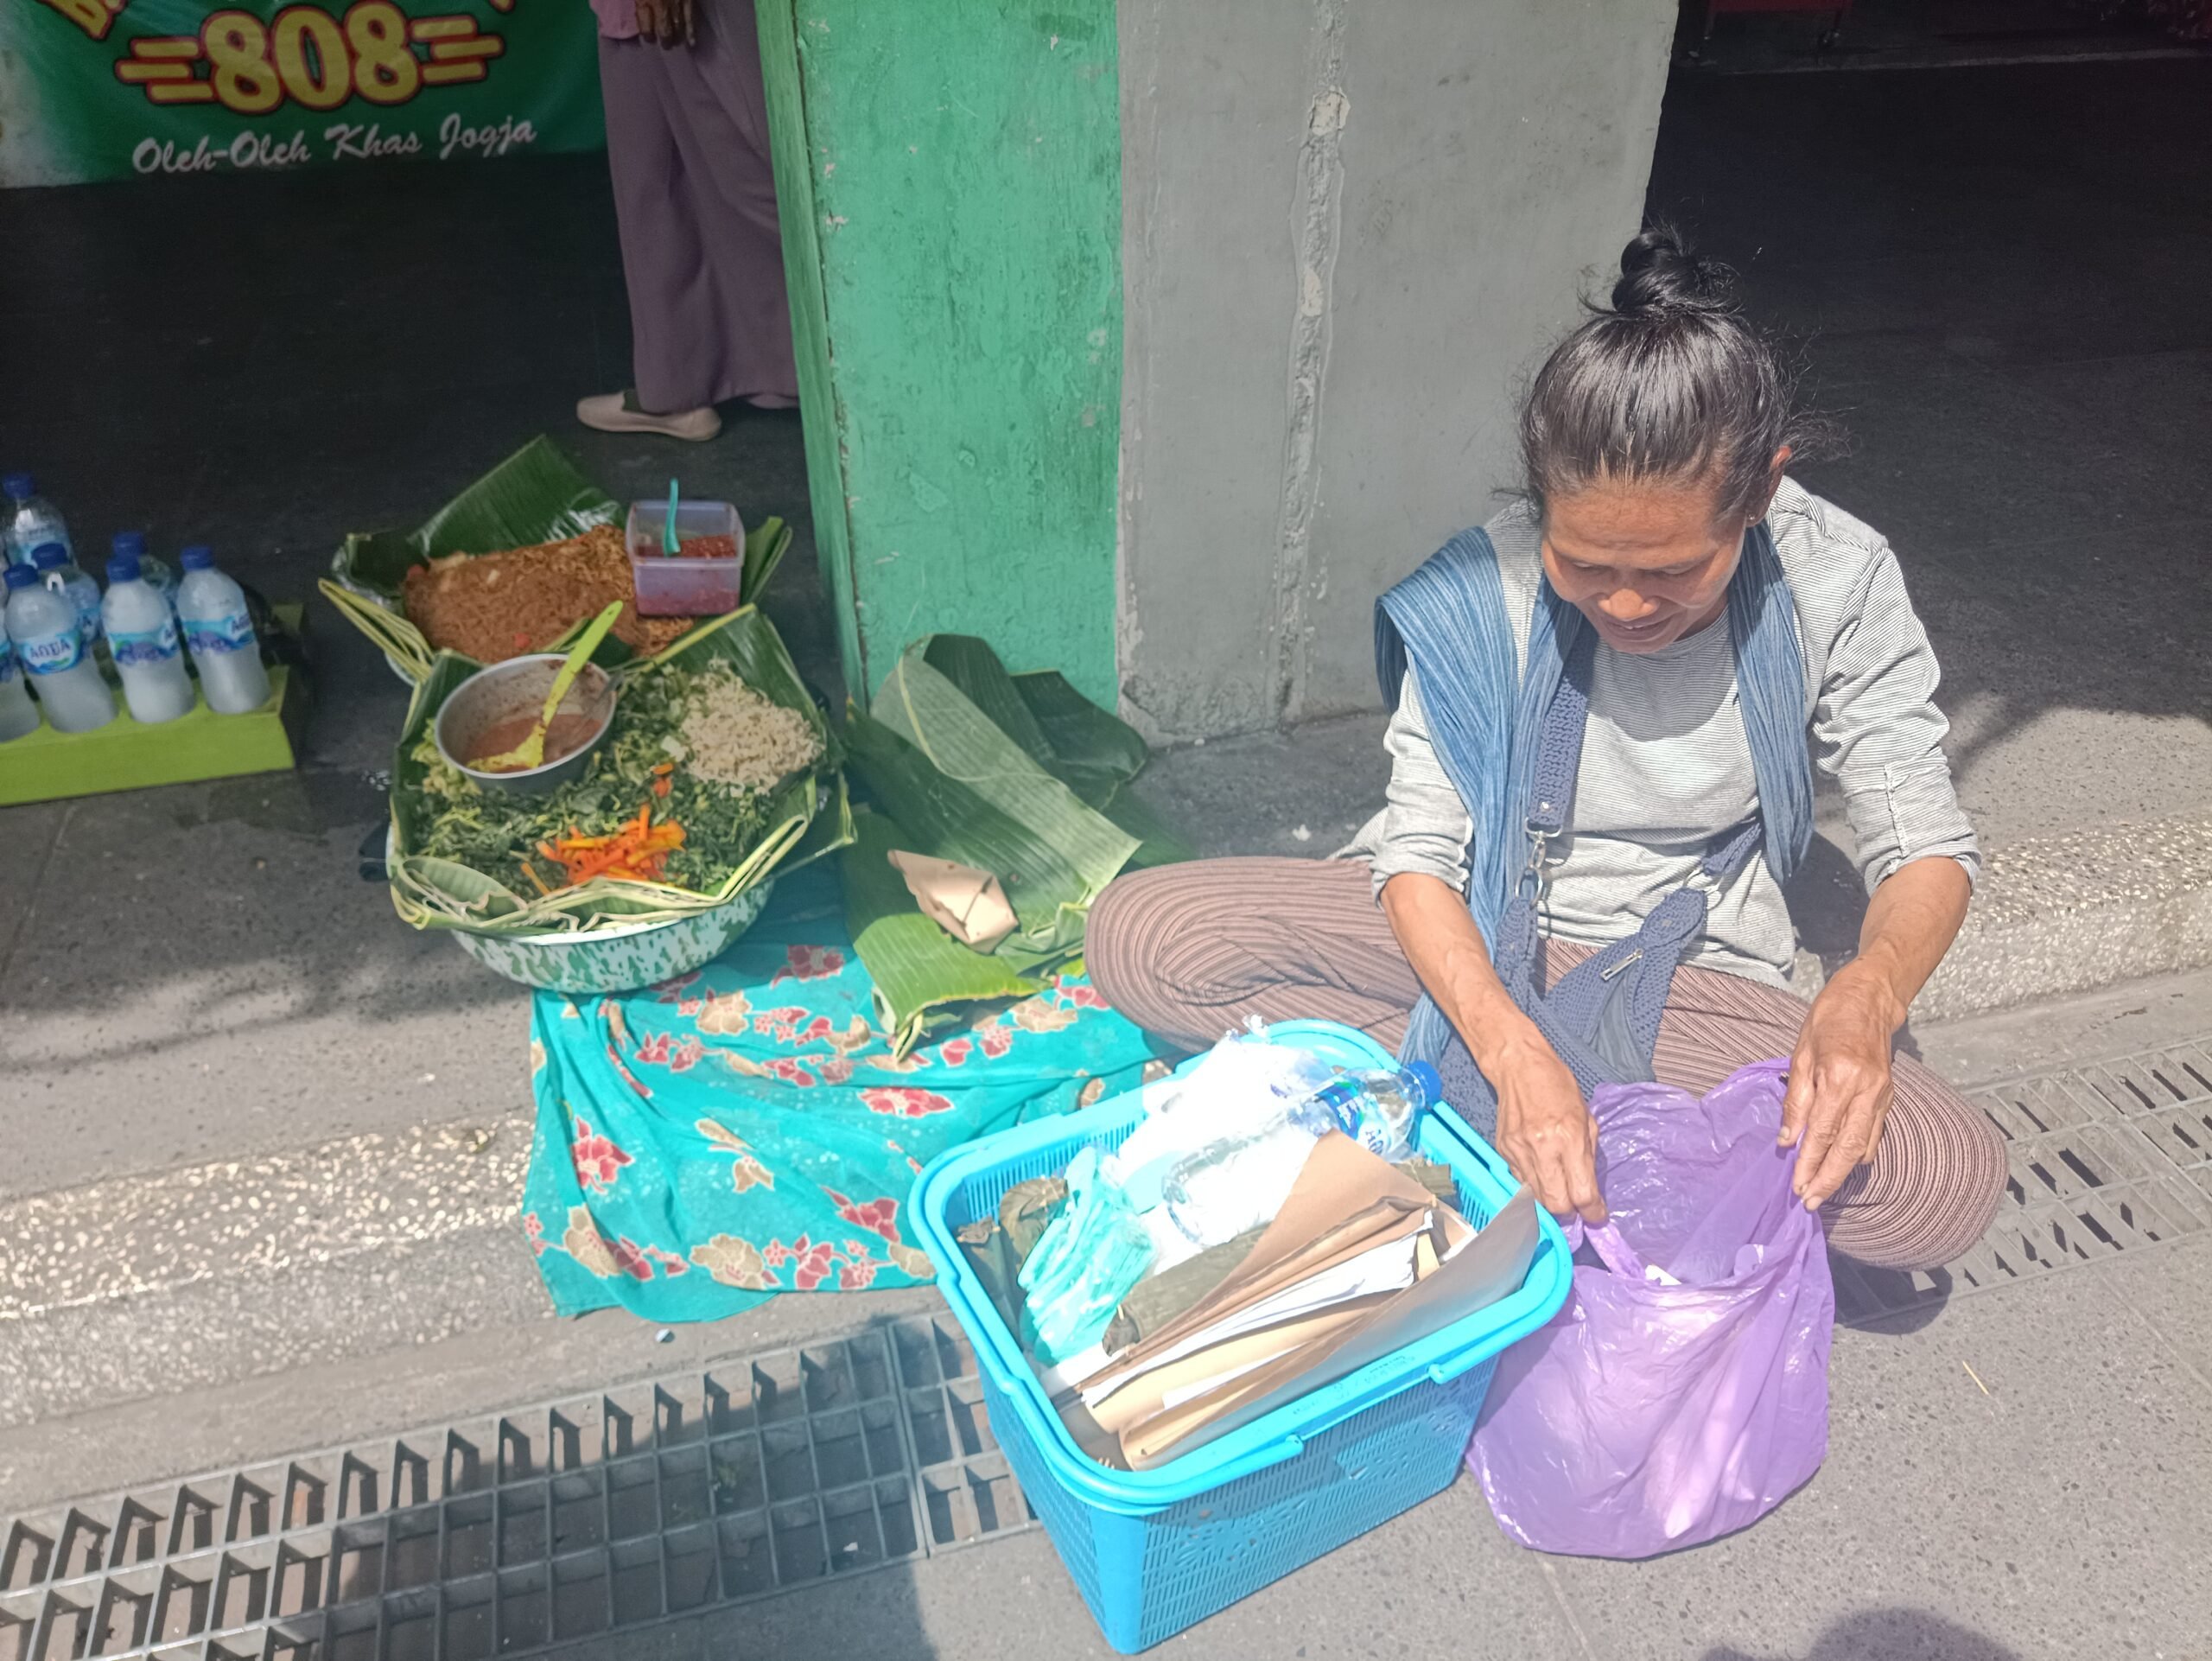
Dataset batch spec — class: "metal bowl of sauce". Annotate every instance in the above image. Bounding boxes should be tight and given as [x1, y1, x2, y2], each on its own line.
[433, 654, 617, 795]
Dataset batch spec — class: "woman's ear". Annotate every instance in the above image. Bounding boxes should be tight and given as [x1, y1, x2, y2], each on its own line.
[1748, 445, 1794, 522]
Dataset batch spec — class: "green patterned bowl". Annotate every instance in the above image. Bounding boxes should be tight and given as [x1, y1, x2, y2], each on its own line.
[448, 879, 774, 993]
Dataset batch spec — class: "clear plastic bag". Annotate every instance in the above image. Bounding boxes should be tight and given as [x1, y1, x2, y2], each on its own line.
[1019, 1147, 1155, 1363]
[1109, 1022, 1338, 1208]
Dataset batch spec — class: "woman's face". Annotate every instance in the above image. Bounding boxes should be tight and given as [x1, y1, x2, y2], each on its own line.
[1541, 479, 1745, 655]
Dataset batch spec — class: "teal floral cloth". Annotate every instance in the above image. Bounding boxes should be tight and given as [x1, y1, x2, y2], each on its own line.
[523, 869, 1154, 1320]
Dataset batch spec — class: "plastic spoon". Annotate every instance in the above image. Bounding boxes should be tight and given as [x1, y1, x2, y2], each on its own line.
[472, 601, 625, 773]
[663, 478, 681, 557]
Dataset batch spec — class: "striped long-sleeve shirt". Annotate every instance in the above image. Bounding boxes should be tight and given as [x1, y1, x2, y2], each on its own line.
[1342, 480, 1978, 990]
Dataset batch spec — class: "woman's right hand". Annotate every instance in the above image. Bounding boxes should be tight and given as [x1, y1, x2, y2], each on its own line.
[1378, 872, 1609, 1224]
[1491, 1038, 1606, 1224]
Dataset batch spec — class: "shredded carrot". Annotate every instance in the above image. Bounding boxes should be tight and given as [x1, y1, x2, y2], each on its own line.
[539, 805, 687, 888]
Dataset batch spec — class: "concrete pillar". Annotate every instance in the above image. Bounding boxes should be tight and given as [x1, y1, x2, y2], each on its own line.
[1117, 0, 1679, 740]
[761, 0, 1675, 732]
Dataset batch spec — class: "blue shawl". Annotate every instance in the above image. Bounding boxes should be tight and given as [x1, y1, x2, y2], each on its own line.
[1374, 522, 1814, 1064]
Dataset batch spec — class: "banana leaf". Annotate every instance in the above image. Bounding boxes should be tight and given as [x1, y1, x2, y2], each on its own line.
[321, 434, 795, 683]
[842, 808, 1058, 1051]
[860, 658, 1138, 958]
[389, 607, 849, 937]
[338, 436, 617, 598]
[842, 635, 1189, 1047]
[911, 640, 1190, 866]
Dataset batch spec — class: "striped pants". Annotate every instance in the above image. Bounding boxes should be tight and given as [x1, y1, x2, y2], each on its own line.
[1089, 858, 2006, 1272]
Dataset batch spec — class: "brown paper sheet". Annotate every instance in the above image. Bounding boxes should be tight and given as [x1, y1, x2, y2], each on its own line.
[1062, 1133, 1542, 1470]
[1071, 1191, 1433, 1403]
[1077, 1136, 1459, 1400]
[1085, 1301, 1391, 1440]
[887, 849, 1018, 950]
[1121, 1187, 1538, 1468]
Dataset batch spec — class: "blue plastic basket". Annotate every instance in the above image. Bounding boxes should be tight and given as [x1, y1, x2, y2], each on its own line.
[909, 1021, 1572, 1651]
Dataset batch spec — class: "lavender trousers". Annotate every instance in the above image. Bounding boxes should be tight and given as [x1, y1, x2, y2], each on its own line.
[598, 0, 799, 413]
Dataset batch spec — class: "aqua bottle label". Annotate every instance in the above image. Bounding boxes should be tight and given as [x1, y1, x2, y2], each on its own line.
[18, 627, 83, 676]
[0, 640, 19, 683]
[184, 611, 255, 655]
[111, 619, 181, 668]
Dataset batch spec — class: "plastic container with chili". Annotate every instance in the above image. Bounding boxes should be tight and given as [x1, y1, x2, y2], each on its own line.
[626, 498, 746, 617]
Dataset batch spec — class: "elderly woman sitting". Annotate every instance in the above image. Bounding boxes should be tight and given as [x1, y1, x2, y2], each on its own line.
[1090, 228, 2005, 1272]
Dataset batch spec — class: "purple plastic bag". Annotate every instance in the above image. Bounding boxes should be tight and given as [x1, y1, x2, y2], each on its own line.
[1467, 1060, 1834, 1558]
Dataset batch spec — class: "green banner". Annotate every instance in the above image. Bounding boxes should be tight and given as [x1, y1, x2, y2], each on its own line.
[0, 0, 604, 187]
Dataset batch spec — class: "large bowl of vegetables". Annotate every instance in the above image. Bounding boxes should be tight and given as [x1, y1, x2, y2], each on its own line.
[388, 608, 849, 992]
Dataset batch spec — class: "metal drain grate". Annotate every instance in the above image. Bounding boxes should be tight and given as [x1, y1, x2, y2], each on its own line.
[1831, 1037, 2212, 1321]
[0, 1315, 1031, 1661]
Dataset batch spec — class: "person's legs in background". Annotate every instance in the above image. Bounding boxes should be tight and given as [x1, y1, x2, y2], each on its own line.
[584, 0, 799, 440]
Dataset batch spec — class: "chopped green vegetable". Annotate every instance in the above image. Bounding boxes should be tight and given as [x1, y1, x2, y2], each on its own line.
[412, 659, 817, 894]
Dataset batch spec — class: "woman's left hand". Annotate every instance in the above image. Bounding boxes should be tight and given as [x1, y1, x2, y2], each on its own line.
[1779, 964, 1903, 1211]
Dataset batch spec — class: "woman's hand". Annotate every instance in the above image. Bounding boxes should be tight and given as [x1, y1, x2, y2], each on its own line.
[634, 0, 695, 47]
[1379, 871, 1607, 1224]
[1780, 964, 1900, 1210]
[1493, 1037, 1607, 1225]
[1781, 856, 1972, 1211]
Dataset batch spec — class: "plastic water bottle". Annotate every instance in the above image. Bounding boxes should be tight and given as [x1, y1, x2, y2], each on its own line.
[0, 633, 38, 742]
[110, 530, 176, 615]
[5, 563, 113, 732]
[175, 545, 270, 714]
[1295, 1063, 1440, 1163]
[3, 474, 72, 570]
[30, 544, 103, 651]
[102, 547, 195, 724]
[1159, 1063, 1442, 1249]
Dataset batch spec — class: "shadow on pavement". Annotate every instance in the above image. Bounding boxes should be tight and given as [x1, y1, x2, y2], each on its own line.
[1707, 1607, 2024, 1661]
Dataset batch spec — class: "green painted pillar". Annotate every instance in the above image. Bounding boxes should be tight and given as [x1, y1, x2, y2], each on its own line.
[756, 0, 1122, 710]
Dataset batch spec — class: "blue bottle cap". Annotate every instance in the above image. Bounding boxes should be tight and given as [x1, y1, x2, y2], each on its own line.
[1402, 1061, 1443, 1110]
[111, 530, 147, 558]
[180, 544, 214, 571]
[3, 564, 37, 591]
[3, 474, 33, 501]
[108, 553, 144, 584]
[30, 545, 66, 570]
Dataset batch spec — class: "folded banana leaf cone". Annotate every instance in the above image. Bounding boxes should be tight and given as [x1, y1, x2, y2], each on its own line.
[391, 608, 850, 939]
[320, 435, 793, 683]
[841, 636, 1192, 1052]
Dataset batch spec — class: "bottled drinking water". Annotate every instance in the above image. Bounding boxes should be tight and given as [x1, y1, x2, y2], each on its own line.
[0, 633, 39, 742]
[102, 547, 195, 724]
[4, 564, 113, 733]
[175, 545, 270, 714]
[2, 474, 72, 570]
[110, 530, 176, 614]
[1159, 1063, 1442, 1249]
[30, 544, 103, 651]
